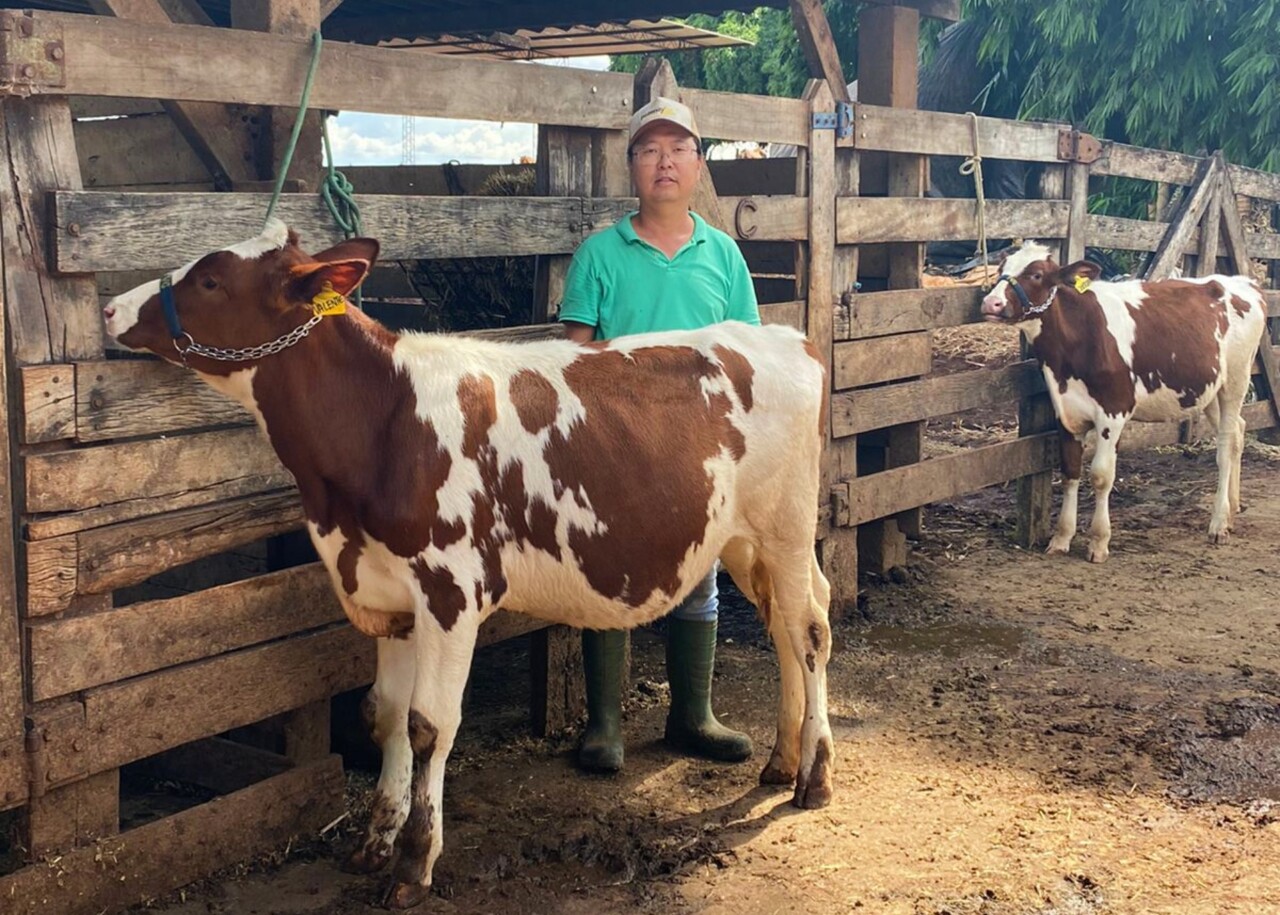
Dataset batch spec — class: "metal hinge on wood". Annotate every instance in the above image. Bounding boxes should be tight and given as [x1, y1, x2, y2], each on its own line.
[1057, 128, 1101, 164]
[0, 11, 65, 95]
[812, 101, 854, 140]
[24, 725, 48, 799]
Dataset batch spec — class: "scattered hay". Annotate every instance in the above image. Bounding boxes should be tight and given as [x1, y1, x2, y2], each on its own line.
[933, 322, 1022, 369]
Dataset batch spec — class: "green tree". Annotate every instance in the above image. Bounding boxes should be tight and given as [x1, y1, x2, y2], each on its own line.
[610, 3, 860, 98]
[968, 0, 1280, 171]
[612, 1, 1279, 172]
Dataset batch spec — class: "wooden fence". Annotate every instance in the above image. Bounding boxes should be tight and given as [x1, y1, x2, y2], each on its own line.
[0, 10, 1276, 914]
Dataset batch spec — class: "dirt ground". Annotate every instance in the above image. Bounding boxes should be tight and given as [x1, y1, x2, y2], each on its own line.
[128, 423, 1280, 915]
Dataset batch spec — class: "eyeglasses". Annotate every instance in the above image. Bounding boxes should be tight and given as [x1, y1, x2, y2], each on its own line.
[630, 145, 701, 166]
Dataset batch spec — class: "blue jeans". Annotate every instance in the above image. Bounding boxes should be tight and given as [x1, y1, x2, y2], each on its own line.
[671, 566, 718, 622]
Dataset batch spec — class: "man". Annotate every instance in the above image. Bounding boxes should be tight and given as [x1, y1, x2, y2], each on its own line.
[559, 96, 760, 772]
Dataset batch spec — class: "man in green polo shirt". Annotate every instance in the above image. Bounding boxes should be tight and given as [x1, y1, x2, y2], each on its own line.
[560, 96, 759, 773]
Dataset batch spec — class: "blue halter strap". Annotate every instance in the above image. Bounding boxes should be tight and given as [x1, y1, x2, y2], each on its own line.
[159, 273, 183, 339]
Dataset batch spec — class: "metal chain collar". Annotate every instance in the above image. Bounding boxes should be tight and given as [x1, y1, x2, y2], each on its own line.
[174, 312, 324, 363]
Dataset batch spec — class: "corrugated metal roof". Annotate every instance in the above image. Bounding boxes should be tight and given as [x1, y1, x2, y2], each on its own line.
[379, 18, 751, 60]
[3, 1, 787, 44]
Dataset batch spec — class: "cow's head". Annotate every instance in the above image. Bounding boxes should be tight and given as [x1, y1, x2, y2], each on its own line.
[103, 219, 379, 374]
[980, 242, 1101, 323]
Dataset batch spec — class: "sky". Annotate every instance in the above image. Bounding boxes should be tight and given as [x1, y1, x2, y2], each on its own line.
[329, 55, 611, 166]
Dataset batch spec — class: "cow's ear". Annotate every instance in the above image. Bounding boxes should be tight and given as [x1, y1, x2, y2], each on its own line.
[1061, 260, 1102, 288]
[310, 236, 379, 267]
[286, 258, 373, 303]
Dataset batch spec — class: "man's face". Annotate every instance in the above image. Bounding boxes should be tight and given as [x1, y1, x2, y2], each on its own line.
[629, 123, 703, 205]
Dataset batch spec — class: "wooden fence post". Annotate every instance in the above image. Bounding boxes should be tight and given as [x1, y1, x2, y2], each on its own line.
[855, 2, 926, 571]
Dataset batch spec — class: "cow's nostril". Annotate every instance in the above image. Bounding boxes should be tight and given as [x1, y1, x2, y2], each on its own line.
[103, 306, 116, 319]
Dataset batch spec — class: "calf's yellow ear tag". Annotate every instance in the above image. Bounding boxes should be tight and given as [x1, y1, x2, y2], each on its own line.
[1073, 275, 1092, 294]
[311, 282, 347, 316]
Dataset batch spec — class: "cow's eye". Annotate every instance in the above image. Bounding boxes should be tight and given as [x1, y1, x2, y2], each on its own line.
[1031, 272, 1041, 281]
[201, 276, 219, 291]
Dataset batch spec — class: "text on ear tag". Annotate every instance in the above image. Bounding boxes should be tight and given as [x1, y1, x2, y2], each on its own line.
[1073, 276, 1092, 294]
[311, 283, 347, 316]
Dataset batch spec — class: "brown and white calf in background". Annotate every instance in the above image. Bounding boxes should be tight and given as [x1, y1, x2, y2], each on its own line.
[102, 220, 834, 908]
[982, 242, 1266, 562]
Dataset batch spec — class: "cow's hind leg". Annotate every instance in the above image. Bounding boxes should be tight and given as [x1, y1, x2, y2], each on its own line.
[762, 548, 834, 809]
[1047, 426, 1084, 555]
[1210, 376, 1250, 542]
[347, 635, 416, 874]
[721, 542, 802, 786]
[383, 613, 480, 910]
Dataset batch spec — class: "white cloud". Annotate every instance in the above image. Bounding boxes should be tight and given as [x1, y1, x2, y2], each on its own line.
[330, 54, 611, 166]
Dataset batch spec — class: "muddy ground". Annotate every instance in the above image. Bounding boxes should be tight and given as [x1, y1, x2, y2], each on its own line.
[130, 424, 1280, 915]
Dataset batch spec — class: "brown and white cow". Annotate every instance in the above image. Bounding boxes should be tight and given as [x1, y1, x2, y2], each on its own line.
[981, 242, 1267, 562]
[103, 220, 834, 908]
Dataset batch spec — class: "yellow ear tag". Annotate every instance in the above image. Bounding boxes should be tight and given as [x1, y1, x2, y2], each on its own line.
[1073, 276, 1092, 294]
[311, 283, 347, 317]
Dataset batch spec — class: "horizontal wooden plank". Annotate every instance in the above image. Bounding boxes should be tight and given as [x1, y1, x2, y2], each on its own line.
[0, 755, 344, 915]
[26, 491, 305, 616]
[1092, 142, 1199, 185]
[28, 561, 553, 702]
[1229, 164, 1280, 204]
[1246, 232, 1280, 261]
[842, 286, 984, 340]
[1085, 214, 1198, 254]
[20, 365, 75, 443]
[760, 299, 805, 330]
[38, 625, 374, 785]
[719, 195, 808, 241]
[853, 104, 1065, 162]
[25, 477, 295, 540]
[74, 357, 254, 441]
[28, 564, 339, 701]
[25, 426, 285, 514]
[44, 12, 637, 128]
[834, 360, 1046, 437]
[53, 191, 588, 272]
[833, 332, 932, 389]
[681, 87, 809, 146]
[837, 198, 1069, 245]
[75, 112, 209, 189]
[847, 432, 1058, 526]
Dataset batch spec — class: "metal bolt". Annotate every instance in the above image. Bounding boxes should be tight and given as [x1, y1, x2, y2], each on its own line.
[20, 64, 34, 79]
[68, 223, 80, 237]
[19, 18, 32, 36]
[90, 394, 105, 410]
[72, 738, 84, 752]
[49, 46, 63, 61]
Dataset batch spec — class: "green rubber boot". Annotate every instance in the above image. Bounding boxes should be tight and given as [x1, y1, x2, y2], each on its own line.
[664, 618, 754, 762]
[577, 629, 626, 772]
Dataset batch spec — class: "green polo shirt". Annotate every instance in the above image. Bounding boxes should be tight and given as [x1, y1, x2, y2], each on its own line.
[559, 211, 760, 339]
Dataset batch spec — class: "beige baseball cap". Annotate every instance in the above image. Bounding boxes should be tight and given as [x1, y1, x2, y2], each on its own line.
[628, 96, 702, 147]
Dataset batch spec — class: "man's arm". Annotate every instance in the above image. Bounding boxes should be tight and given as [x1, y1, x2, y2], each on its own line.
[563, 321, 597, 344]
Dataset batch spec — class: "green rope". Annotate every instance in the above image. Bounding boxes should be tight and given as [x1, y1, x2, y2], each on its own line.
[264, 29, 324, 227]
[262, 29, 365, 307]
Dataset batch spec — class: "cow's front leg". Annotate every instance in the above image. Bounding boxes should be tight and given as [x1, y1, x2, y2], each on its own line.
[384, 612, 480, 910]
[1086, 423, 1122, 563]
[1209, 406, 1246, 542]
[1047, 427, 1084, 555]
[347, 635, 417, 874]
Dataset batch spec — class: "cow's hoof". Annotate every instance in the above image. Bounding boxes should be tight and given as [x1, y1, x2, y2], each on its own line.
[383, 881, 430, 910]
[1087, 545, 1109, 563]
[1045, 537, 1071, 556]
[759, 757, 796, 786]
[343, 845, 392, 875]
[791, 778, 833, 809]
